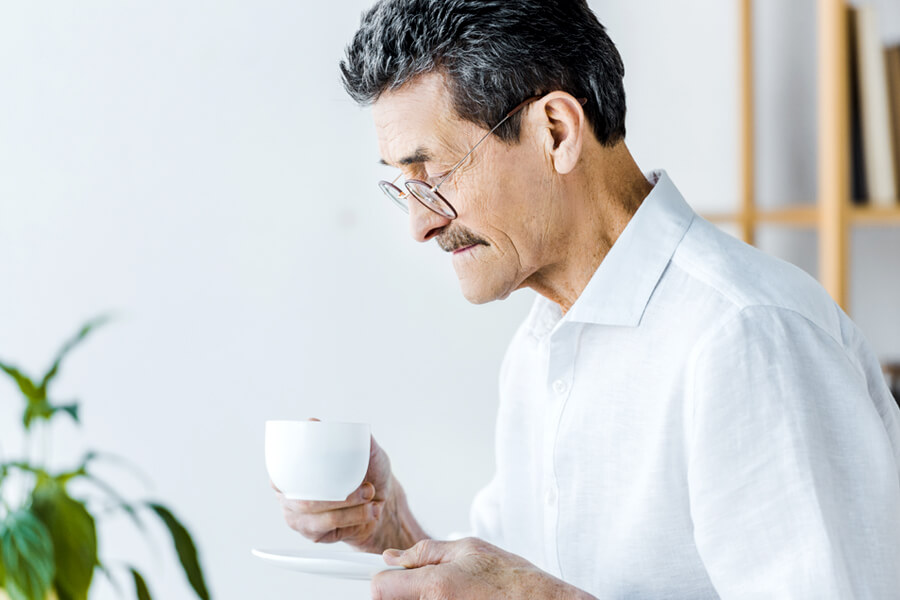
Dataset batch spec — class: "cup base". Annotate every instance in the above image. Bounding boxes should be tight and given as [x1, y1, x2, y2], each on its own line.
[283, 493, 348, 502]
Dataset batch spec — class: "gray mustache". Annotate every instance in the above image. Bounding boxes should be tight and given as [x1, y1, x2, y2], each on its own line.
[436, 228, 488, 253]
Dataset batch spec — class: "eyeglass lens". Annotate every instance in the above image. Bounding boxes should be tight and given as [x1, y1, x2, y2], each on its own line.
[378, 181, 410, 213]
[404, 181, 456, 219]
[378, 180, 457, 219]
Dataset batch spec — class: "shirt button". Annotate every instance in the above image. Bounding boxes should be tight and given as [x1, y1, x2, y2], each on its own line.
[545, 486, 557, 506]
[552, 379, 568, 395]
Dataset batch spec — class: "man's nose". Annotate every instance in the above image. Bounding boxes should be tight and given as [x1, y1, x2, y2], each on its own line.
[408, 196, 452, 243]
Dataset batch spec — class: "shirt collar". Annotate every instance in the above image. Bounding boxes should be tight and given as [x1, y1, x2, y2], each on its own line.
[525, 169, 695, 337]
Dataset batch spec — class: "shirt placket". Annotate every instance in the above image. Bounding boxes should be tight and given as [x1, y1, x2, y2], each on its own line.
[542, 321, 580, 578]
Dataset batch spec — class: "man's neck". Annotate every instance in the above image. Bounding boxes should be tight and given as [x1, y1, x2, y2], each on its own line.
[526, 146, 654, 314]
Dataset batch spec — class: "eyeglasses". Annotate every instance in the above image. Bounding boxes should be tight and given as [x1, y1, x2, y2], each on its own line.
[377, 93, 588, 220]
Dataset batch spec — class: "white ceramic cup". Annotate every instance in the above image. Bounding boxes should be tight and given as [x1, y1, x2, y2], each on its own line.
[265, 420, 371, 501]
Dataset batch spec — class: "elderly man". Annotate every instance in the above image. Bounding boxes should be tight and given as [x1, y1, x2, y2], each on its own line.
[274, 0, 900, 598]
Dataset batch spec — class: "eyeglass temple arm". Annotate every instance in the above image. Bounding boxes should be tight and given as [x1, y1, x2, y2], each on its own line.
[433, 96, 588, 189]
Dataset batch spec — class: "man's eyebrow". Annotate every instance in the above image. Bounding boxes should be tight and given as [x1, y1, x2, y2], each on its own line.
[378, 147, 434, 167]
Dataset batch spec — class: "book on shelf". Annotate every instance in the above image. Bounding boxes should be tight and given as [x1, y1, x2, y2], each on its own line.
[886, 45, 900, 199]
[847, 4, 898, 207]
[884, 363, 900, 409]
[847, 7, 868, 205]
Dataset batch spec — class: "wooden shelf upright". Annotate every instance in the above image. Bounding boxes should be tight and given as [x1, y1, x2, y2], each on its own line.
[706, 0, 900, 314]
[818, 0, 851, 310]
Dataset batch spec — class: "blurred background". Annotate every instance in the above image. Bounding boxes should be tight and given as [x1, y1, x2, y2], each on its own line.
[1, 0, 898, 598]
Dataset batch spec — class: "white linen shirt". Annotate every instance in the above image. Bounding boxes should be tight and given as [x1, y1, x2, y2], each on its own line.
[468, 169, 900, 599]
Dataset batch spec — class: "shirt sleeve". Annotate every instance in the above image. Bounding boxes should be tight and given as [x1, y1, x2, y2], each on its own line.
[443, 475, 504, 542]
[686, 305, 900, 598]
[459, 332, 523, 547]
[466, 472, 504, 546]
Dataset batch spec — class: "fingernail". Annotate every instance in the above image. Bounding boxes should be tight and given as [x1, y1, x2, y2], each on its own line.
[371, 503, 381, 519]
[383, 549, 403, 559]
[362, 486, 375, 500]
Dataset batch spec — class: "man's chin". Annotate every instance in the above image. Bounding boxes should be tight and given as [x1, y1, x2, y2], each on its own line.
[453, 255, 517, 304]
[460, 289, 495, 305]
[457, 279, 514, 305]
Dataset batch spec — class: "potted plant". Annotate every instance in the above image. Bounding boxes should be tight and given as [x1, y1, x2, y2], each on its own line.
[0, 316, 211, 600]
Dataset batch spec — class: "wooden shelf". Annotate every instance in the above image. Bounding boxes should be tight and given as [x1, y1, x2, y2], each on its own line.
[851, 205, 900, 225]
[727, 0, 900, 312]
[703, 204, 900, 227]
[703, 206, 817, 226]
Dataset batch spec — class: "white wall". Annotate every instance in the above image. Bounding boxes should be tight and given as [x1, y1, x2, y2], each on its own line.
[0, 1, 897, 599]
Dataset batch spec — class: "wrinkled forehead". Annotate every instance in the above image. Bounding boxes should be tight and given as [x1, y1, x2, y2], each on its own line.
[371, 73, 470, 168]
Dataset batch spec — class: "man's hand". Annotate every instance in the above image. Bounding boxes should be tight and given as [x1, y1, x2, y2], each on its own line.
[273, 418, 427, 553]
[371, 537, 597, 600]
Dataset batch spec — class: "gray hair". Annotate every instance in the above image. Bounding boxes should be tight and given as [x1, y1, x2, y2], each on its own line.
[339, 0, 627, 146]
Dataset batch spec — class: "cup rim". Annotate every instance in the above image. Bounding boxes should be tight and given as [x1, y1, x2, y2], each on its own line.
[265, 420, 369, 427]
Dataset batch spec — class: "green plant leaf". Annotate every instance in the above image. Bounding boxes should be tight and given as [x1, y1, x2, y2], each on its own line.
[54, 451, 98, 484]
[23, 397, 54, 429]
[80, 472, 145, 533]
[147, 503, 210, 600]
[30, 481, 97, 600]
[0, 363, 51, 431]
[54, 453, 149, 539]
[51, 402, 80, 423]
[39, 314, 112, 392]
[129, 567, 153, 600]
[74, 450, 153, 490]
[0, 362, 40, 401]
[0, 508, 55, 600]
[57, 586, 75, 600]
[0, 461, 50, 481]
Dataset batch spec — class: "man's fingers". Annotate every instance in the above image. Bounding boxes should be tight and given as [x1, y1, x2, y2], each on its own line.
[382, 539, 464, 568]
[310, 502, 381, 531]
[304, 501, 381, 537]
[290, 482, 375, 513]
[371, 566, 432, 600]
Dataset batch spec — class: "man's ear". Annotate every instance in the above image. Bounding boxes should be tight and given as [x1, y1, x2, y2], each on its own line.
[535, 92, 586, 175]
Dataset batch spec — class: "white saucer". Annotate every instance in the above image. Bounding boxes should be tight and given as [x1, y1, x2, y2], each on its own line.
[251, 548, 407, 580]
